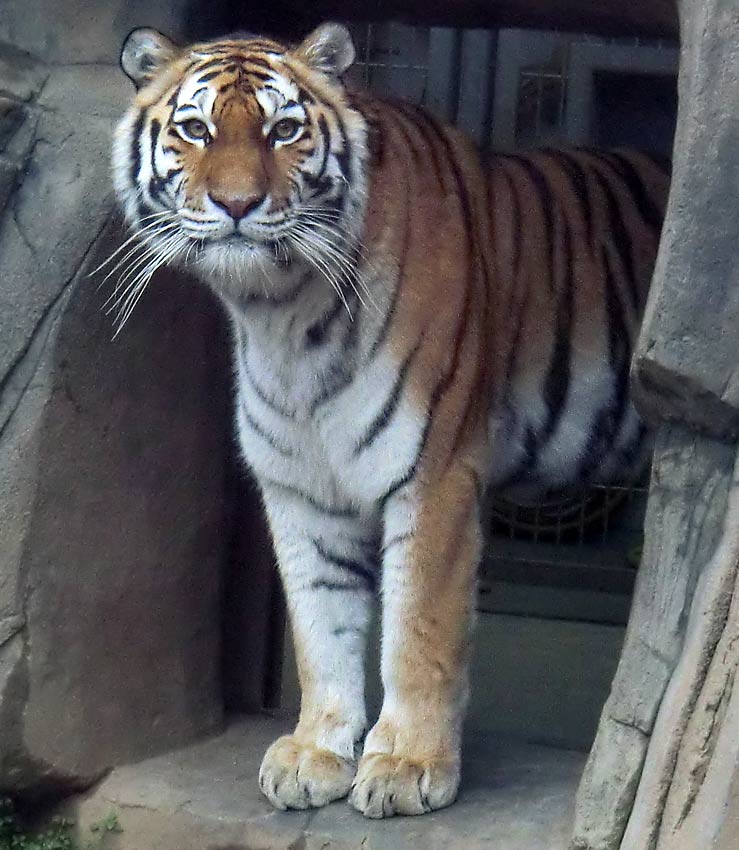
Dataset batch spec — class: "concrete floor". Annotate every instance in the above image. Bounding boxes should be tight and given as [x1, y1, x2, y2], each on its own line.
[63, 715, 585, 850]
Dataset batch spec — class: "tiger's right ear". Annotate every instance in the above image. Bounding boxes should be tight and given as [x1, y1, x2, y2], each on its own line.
[120, 28, 178, 88]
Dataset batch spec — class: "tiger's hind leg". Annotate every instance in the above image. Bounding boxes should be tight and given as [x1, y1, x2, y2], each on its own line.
[258, 486, 377, 810]
[349, 462, 481, 818]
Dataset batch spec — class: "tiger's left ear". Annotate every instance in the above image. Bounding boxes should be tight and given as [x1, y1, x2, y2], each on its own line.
[120, 28, 178, 88]
[295, 23, 355, 77]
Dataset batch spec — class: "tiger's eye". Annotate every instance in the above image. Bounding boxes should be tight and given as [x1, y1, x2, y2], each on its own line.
[271, 118, 300, 142]
[181, 119, 211, 141]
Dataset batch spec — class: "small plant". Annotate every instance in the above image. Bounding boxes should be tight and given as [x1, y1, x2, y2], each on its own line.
[0, 800, 122, 850]
[84, 813, 122, 849]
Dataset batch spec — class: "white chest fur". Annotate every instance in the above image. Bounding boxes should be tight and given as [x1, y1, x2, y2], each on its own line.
[226, 268, 425, 513]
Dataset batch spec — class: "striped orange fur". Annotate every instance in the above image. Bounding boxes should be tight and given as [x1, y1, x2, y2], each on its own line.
[111, 23, 669, 818]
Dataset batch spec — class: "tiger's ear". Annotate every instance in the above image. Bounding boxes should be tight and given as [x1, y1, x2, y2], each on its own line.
[120, 28, 178, 88]
[295, 23, 355, 77]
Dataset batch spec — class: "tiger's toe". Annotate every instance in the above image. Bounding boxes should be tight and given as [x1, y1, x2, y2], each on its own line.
[259, 735, 356, 810]
[348, 753, 460, 818]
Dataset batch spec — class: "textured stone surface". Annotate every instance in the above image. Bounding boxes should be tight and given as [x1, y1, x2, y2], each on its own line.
[0, 57, 233, 793]
[570, 426, 736, 849]
[632, 0, 739, 439]
[573, 0, 739, 846]
[0, 44, 44, 218]
[0, 42, 48, 101]
[619, 459, 739, 850]
[0, 1, 187, 64]
[63, 716, 585, 850]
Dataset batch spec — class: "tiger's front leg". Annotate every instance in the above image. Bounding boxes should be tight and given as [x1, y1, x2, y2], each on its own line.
[349, 463, 481, 818]
[258, 486, 377, 810]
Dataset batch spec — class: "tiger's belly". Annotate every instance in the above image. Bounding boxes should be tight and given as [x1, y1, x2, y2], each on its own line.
[487, 372, 648, 500]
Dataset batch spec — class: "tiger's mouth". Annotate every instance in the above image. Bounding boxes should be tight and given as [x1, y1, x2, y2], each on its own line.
[187, 231, 289, 279]
[200, 232, 285, 258]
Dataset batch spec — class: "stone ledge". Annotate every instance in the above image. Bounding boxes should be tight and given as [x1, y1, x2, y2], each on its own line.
[62, 716, 585, 850]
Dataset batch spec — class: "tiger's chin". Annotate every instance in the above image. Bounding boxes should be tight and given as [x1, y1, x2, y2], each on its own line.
[191, 238, 275, 278]
[187, 237, 293, 302]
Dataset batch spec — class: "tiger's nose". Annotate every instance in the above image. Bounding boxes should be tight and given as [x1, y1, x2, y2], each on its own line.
[208, 191, 264, 222]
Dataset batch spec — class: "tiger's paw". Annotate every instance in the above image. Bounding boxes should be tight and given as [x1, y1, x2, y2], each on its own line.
[348, 752, 460, 818]
[259, 735, 356, 810]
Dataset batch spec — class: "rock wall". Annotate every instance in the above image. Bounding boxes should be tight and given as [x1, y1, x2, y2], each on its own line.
[0, 36, 233, 794]
[572, 0, 739, 846]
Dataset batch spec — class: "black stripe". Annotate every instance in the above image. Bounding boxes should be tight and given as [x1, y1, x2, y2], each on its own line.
[422, 109, 483, 466]
[541, 216, 574, 441]
[161, 166, 183, 185]
[192, 57, 231, 74]
[500, 176, 526, 384]
[147, 119, 165, 201]
[243, 56, 279, 73]
[315, 115, 331, 181]
[242, 360, 295, 419]
[236, 270, 311, 309]
[367, 141, 412, 360]
[308, 290, 360, 413]
[492, 211, 573, 484]
[129, 109, 147, 187]
[599, 151, 665, 233]
[311, 538, 376, 588]
[302, 115, 332, 194]
[309, 364, 351, 414]
[332, 109, 352, 183]
[495, 164, 528, 398]
[298, 86, 315, 105]
[381, 532, 413, 554]
[504, 155, 556, 292]
[310, 580, 368, 592]
[305, 290, 346, 348]
[378, 454, 422, 509]
[497, 165, 522, 283]
[386, 108, 424, 167]
[379, 107, 476, 506]
[261, 479, 358, 518]
[389, 101, 448, 191]
[332, 626, 363, 637]
[196, 69, 223, 83]
[368, 272, 402, 360]
[245, 70, 274, 85]
[589, 167, 640, 309]
[542, 150, 594, 244]
[241, 403, 293, 457]
[353, 340, 420, 456]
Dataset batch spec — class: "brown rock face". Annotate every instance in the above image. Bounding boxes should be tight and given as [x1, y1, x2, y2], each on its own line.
[0, 45, 233, 794]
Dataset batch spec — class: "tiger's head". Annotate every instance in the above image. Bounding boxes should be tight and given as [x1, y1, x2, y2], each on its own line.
[112, 24, 368, 302]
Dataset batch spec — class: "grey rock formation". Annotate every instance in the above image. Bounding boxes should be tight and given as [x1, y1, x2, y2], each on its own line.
[632, 0, 739, 439]
[0, 43, 231, 794]
[61, 717, 585, 850]
[0, 1, 187, 65]
[573, 0, 739, 846]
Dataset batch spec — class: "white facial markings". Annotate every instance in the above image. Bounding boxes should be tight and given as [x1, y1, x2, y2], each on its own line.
[254, 76, 307, 150]
[172, 76, 218, 146]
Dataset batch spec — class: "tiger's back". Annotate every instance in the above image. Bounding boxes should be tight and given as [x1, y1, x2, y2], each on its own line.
[485, 147, 668, 495]
[352, 93, 668, 500]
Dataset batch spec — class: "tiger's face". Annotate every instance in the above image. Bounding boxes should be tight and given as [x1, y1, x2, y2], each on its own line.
[112, 24, 368, 296]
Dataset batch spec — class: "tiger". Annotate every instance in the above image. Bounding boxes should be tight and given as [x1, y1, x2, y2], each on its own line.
[111, 23, 669, 818]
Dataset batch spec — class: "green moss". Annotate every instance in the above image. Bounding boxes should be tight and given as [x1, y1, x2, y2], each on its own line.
[0, 800, 122, 850]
